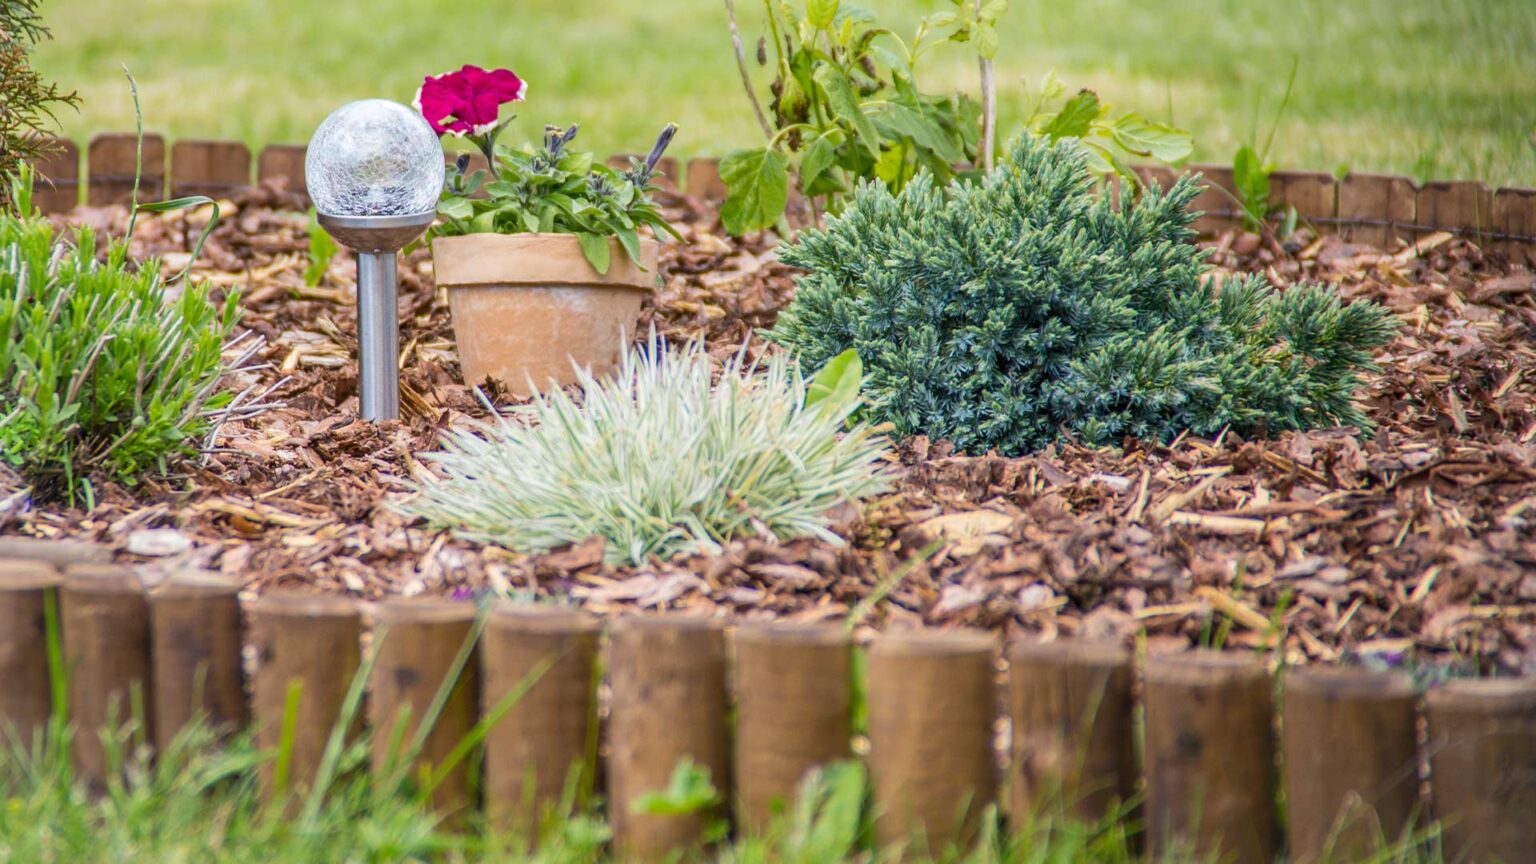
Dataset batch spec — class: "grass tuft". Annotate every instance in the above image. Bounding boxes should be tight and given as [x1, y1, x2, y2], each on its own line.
[400, 334, 892, 566]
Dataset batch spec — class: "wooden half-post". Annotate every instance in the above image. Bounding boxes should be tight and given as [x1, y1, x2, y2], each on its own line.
[1426, 678, 1536, 863]
[732, 623, 852, 832]
[0, 560, 61, 744]
[607, 615, 730, 862]
[1007, 640, 1136, 823]
[148, 575, 248, 750]
[367, 599, 481, 821]
[1281, 667, 1420, 863]
[1143, 652, 1278, 864]
[60, 564, 153, 788]
[251, 593, 361, 794]
[866, 629, 998, 855]
[481, 604, 601, 841]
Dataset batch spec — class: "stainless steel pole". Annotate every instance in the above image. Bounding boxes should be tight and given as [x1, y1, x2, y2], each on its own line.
[355, 251, 400, 421]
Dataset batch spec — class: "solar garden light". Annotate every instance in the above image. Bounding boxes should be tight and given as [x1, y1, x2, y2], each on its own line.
[305, 99, 445, 421]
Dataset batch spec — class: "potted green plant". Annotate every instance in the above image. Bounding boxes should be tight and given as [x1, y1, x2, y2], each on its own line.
[416, 65, 680, 393]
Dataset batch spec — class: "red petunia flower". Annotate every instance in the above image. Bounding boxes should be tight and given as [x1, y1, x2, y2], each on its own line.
[414, 65, 527, 137]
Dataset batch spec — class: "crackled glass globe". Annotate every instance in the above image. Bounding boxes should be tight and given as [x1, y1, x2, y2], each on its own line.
[305, 99, 445, 217]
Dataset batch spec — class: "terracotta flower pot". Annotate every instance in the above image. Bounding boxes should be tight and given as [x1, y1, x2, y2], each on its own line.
[431, 233, 659, 395]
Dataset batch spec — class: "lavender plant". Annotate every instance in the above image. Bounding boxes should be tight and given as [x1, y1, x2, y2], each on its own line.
[399, 335, 892, 565]
[0, 167, 250, 503]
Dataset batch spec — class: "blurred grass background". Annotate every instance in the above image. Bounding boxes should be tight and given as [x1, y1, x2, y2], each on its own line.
[31, 0, 1535, 185]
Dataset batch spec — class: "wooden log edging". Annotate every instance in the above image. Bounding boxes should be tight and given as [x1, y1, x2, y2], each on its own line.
[608, 615, 730, 861]
[0, 560, 61, 745]
[148, 575, 248, 750]
[481, 604, 601, 839]
[1281, 667, 1420, 863]
[367, 598, 480, 821]
[1, 555, 1534, 863]
[867, 629, 998, 855]
[732, 623, 852, 832]
[251, 592, 361, 793]
[22, 135, 1536, 261]
[1144, 652, 1279, 864]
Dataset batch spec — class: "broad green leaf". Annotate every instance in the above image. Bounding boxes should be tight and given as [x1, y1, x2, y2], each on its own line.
[1040, 89, 1101, 140]
[975, 22, 1000, 58]
[577, 232, 612, 275]
[813, 63, 880, 159]
[1232, 144, 1270, 225]
[631, 759, 720, 816]
[615, 226, 643, 268]
[978, 0, 1008, 21]
[807, 0, 839, 29]
[869, 43, 911, 80]
[800, 134, 840, 194]
[719, 146, 790, 235]
[925, 10, 959, 31]
[871, 101, 965, 163]
[1109, 113, 1194, 162]
[304, 208, 338, 287]
[437, 197, 474, 221]
[806, 348, 863, 414]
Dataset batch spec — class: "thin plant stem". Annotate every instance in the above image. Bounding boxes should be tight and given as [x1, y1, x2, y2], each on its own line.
[725, 0, 772, 139]
[977, 0, 996, 172]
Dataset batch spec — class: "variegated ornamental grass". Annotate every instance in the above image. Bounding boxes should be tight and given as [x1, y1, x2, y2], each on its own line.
[400, 336, 893, 566]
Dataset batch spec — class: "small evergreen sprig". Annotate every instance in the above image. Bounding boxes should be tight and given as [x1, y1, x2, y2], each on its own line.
[768, 135, 1399, 454]
[399, 333, 892, 566]
[0, 0, 79, 201]
[431, 123, 682, 275]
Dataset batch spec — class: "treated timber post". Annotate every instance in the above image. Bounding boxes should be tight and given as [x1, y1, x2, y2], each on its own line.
[256, 144, 308, 200]
[1491, 187, 1536, 264]
[1426, 678, 1536, 863]
[866, 629, 997, 855]
[0, 560, 60, 744]
[148, 576, 248, 751]
[1143, 652, 1277, 864]
[0, 537, 112, 567]
[1007, 640, 1136, 823]
[1187, 164, 1239, 236]
[608, 615, 729, 862]
[87, 132, 165, 206]
[60, 564, 153, 788]
[685, 158, 726, 201]
[1416, 181, 1494, 243]
[31, 138, 80, 213]
[170, 139, 252, 199]
[1269, 170, 1337, 232]
[732, 623, 852, 832]
[481, 604, 600, 839]
[1281, 667, 1419, 863]
[1337, 173, 1417, 249]
[367, 599, 480, 820]
[252, 593, 360, 793]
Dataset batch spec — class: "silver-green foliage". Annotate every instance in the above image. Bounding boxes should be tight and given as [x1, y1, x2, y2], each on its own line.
[0, 171, 239, 501]
[769, 135, 1401, 454]
[400, 336, 892, 565]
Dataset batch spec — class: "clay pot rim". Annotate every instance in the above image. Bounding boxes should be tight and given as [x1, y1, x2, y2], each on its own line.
[431, 232, 659, 291]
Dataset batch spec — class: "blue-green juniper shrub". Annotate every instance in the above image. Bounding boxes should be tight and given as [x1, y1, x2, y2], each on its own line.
[768, 135, 1399, 454]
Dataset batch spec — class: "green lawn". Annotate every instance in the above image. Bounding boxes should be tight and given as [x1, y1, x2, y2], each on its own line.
[30, 0, 1536, 186]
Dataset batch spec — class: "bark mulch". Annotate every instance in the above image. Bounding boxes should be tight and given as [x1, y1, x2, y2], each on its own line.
[5, 180, 1534, 674]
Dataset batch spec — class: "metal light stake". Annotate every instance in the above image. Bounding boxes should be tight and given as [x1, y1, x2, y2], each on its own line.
[305, 99, 445, 422]
[315, 211, 435, 420]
